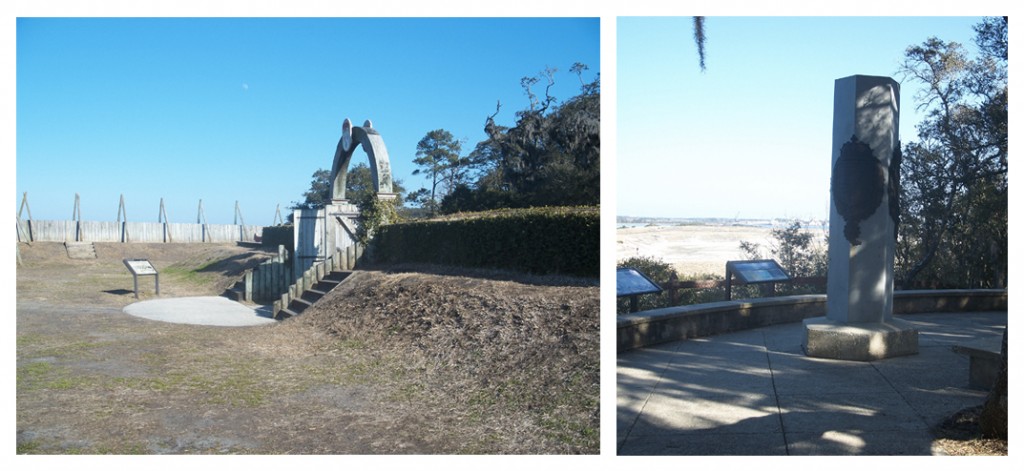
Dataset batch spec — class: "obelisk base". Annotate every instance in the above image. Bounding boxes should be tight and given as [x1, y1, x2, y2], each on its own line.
[803, 316, 918, 361]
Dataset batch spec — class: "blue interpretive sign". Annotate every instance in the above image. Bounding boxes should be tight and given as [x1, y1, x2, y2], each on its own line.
[728, 260, 790, 283]
[617, 267, 663, 313]
[617, 267, 663, 297]
[724, 259, 790, 301]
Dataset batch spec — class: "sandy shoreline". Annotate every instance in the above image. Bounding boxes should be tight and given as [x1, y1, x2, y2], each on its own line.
[616, 224, 776, 276]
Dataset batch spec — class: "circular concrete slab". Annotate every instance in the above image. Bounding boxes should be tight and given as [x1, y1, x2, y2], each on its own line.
[123, 296, 278, 326]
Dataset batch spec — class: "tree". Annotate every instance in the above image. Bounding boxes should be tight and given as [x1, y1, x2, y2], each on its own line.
[443, 64, 600, 213]
[895, 17, 1007, 289]
[979, 328, 1008, 439]
[411, 129, 465, 215]
[740, 221, 828, 278]
[897, 16, 1007, 441]
[353, 190, 400, 245]
[292, 163, 405, 211]
[346, 162, 406, 207]
[292, 169, 332, 210]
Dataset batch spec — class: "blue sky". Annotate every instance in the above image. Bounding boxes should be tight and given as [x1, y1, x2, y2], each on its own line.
[16, 17, 599, 226]
[617, 16, 989, 221]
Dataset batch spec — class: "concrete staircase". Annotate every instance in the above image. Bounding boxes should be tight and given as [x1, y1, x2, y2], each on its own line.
[223, 267, 353, 319]
[270, 246, 363, 320]
[222, 245, 364, 321]
[274, 270, 352, 320]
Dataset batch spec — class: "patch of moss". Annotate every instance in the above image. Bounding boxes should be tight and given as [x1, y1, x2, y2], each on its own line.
[17, 361, 86, 391]
[16, 440, 43, 454]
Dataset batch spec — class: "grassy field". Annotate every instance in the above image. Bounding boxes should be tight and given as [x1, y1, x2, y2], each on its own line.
[16, 242, 599, 454]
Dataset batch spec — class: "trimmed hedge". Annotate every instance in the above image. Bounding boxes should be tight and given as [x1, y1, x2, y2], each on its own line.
[371, 206, 599, 278]
[261, 224, 294, 251]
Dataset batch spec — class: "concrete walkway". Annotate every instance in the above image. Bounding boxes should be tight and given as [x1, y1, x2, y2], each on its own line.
[617, 311, 1006, 455]
[123, 296, 277, 327]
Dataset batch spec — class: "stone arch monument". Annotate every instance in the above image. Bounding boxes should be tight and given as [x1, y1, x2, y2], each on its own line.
[329, 118, 396, 202]
[293, 118, 396, 276]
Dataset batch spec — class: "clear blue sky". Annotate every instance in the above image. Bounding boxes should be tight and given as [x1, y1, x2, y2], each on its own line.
[16, 17, 599, 226]
[617, 16, 988, 221]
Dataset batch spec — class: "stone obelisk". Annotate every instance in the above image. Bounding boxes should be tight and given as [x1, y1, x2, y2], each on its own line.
[803, 75, 918, 361]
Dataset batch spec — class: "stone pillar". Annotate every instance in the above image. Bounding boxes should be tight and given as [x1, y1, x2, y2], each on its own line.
[325, 200, 360, 261]
[803, 75, 918, 361]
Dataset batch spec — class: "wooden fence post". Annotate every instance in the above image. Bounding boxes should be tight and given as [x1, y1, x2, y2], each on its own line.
[117, 194, 128, 243]
[667, 273, 679, 306]
[244, 271, 253, 302]
[72, 193, 82, 242]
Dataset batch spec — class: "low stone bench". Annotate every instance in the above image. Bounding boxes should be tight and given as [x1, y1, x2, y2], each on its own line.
[617, 289, 1007, 352]
[952, 336, 1003, 390]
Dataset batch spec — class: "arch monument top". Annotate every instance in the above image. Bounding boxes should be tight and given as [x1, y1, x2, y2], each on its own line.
[330, 118, 396, 202]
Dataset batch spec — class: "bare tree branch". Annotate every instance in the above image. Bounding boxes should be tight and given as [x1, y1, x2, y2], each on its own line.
[693, 16, 706, 72]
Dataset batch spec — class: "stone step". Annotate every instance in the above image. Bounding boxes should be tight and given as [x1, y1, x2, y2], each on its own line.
[301, 292, 324, 305]
[275, 308, 298, 320]
[324, 270, 353, 282]
[272, 269, 355, 320]
[64, 241, 97, 259]
[316, 279, 341, 290]
[225, 287, 245, 302]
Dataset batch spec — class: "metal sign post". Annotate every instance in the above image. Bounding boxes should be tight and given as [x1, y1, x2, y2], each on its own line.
[123, 258, 159, 299]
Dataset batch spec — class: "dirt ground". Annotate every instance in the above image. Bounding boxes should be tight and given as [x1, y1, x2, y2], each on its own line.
[16, 242, 599, 454]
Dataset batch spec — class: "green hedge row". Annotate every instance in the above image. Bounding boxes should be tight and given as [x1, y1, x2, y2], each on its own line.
[371, 206, 599, 278]
[261, 224, 294, 251]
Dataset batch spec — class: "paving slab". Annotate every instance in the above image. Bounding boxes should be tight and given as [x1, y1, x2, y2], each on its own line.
[785, 430, 942, 455]
[777, 391, 928, 433]
[619, 431, 789, 455]
[123, 296, 277, 327]
[629, 393, 782, 436]
[617, 311, 1007, 456]
[771, 363, 895, 395]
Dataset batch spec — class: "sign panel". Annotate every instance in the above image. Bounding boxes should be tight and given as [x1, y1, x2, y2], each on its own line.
[124, 259, 158, 275]
[727, 260, 789, 283]
[123, 258, 160, 298]
[616, 267, 663, 297]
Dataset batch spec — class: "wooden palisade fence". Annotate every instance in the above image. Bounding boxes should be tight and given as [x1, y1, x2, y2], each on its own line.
[239, 245, 293, 304]
[15, 193, 264, 244]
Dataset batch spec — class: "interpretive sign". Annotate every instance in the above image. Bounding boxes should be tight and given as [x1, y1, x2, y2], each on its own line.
[123, 258, 159, 298]
[617, 267, 663, 313]
[724, 259, 789, 300]
[727, 260, 789, 283]
[125, 259, 158, 275]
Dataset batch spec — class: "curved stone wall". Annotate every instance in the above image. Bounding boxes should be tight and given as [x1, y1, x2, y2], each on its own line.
[617, 289, 1007, 352]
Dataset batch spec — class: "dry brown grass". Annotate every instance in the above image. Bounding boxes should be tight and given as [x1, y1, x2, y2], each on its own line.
[295, 269, 600, 453]
[931, 406, 1008, 456]
[16, 242, 599, 454]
